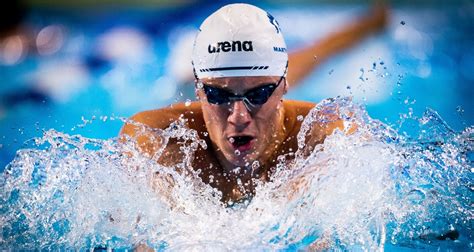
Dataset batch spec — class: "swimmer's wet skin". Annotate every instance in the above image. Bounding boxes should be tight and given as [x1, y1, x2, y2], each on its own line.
[121, 4, 353, 205]
[120, 3, 347, 206]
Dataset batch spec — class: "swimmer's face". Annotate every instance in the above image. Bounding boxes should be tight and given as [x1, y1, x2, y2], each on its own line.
[197, 76, 287, 168]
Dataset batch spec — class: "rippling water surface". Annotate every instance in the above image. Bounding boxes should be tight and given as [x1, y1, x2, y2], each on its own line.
[1, 98, 472, 250]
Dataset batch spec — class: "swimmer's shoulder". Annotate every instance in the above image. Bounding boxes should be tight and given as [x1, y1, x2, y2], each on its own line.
[282, 100, 316, 117]
[281, 99, 316, 138]
[120, 101, 203, 136]
[281, 98, 347, 138]
[283, 99, 354, 148]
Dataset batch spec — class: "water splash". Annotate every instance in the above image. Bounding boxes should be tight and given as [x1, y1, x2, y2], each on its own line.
[1, 98, 472, 250]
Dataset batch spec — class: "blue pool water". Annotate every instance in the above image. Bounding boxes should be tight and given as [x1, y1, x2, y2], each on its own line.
[0, 1, 473, 250]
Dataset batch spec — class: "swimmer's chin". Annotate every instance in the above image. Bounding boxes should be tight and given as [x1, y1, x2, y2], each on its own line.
[224, 151, 256, 167]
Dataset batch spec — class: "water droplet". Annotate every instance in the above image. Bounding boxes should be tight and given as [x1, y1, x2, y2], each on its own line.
[346, 85, 351, 90]
[400, 20, 406, 25]
[233, 167, 241, 174]
[234, 149, 241, 156]
[406, 189, 425, 204]
[185, 99, 191, 106]
[229, 137, 235, 143]
[359, 68, 365, 82]
[196, 82, 203, 89]
[328, 69, 334, 75]
[297, 115, 304, 121]
[251, 161, 260, 170]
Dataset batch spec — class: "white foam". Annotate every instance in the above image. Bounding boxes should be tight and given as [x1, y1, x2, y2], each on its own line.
[1, 98, 472, 250]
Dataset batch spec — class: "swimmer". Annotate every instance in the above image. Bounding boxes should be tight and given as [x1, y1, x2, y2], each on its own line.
[121, 3, 356, 205]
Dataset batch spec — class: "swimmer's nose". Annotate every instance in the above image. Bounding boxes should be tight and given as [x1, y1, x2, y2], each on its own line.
[228, 100, 251, 130]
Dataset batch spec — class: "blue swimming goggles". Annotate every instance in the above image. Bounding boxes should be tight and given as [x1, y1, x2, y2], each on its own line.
[199, 75, 285, 110]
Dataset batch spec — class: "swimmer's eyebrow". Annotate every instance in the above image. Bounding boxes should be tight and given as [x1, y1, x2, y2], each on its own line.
[200, 81, 233, 92]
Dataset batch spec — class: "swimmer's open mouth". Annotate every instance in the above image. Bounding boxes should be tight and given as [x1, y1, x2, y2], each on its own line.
[229, 135, 254, 151]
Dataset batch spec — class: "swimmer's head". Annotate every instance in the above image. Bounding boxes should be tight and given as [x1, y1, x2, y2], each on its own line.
[193, 4, 288, 170]
[192, 3, 288, 79]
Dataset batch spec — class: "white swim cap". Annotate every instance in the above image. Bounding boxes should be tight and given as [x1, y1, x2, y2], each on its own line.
[192, 3, 288, 79]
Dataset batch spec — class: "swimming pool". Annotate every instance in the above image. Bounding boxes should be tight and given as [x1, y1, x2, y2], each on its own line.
[1, 1, 472, 250]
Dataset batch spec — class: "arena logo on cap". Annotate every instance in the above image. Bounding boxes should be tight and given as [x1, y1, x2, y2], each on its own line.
[208, 41, 253, 54]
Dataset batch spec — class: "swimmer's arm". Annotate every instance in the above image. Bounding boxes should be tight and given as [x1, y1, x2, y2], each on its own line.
[119, 103, 199, 160]
[119, 112, 165, 157]
[287, 4, 388, 86]
[303, 109, 358, 153]
[120, 111, 180, 206]
[120, 108, 187, 162]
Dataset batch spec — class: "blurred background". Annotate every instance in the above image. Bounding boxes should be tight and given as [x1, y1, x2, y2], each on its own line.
[1, 0, 473, 169]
